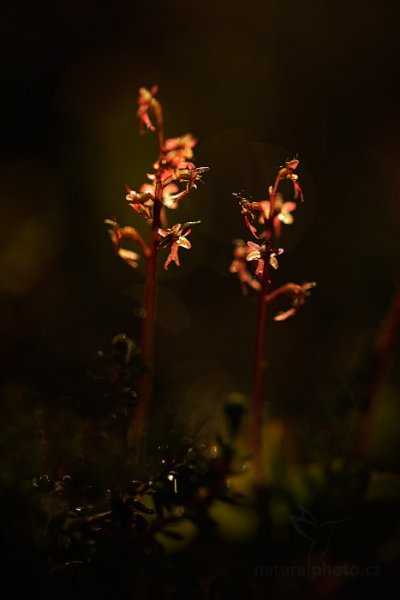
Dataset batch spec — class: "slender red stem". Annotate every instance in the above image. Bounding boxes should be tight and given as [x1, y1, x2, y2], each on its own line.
[251, 263, 270, 486]
[141, 176, 162, 363]
[250, 173, 281, 486]
[127, 120, 164, 464]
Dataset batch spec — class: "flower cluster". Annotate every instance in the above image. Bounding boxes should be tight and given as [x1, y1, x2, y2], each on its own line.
[231, 158, 315, 320]
[233, 158, 302, 244]
[106, 86, 208, 271]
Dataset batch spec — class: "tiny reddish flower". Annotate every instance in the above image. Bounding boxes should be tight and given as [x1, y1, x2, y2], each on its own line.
[229, 239, 262, 294]
[157, 221, 201, 269]
[276, 157, 304, 202]
[267, 281, 317, 321]
[117, 248, 140, 268]
[286, 158, 299, 170]
[175, 163, 210, 191]
[234, 192, 260, 239]
[288, 172, 303, 202]
[104, 219, 142, 268]
[139, 181, 186, 210]
[145, 169, 175, 186]
[160, 134, 197, 169]
[246, 241, 284, 278]
[259, 190, 297, 238]
[126, 187, 154, 219]
[137, 86, 161, 134]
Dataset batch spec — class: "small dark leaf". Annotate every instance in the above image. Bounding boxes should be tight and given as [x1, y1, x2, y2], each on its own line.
[160, 529, 184, 540]
[131, 499, 154, 514]
[224, 401, 246, 437]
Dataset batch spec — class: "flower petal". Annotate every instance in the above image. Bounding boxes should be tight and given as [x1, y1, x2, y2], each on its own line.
[302, 281, 317, 293]
[278, 212, 294, 225]
[139, 183, 155, 195]
[247, 241, 261, 251]
[246, 250, 261, 262]
[259, 200, 271, 220]
[118, 248, 140, 268]
[158, 228, 169, 238]
[176, 236, 191, 249]
[286, 158, 300, 170]
[255, 258, 265, 278]
[164, 243, 180, 270]
[269, 255, 279, 269]
[274, 307, 297, 321]
[282, 201, 297, 213]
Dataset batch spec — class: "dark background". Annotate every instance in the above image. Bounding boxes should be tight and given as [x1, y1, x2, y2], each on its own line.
[1, 0, 399, 444]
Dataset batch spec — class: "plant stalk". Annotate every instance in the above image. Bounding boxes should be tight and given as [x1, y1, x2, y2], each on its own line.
[251, 264, 270, 486]
[250, 173, 281, 486]
[127, 121, 164, 464]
